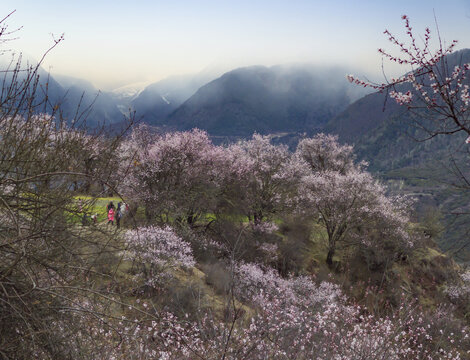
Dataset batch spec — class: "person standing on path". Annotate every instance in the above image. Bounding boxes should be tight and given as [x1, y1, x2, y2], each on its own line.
[107, 201, 115, 212]
[116, 202, 123, 229]
[107, 207, 115, 225]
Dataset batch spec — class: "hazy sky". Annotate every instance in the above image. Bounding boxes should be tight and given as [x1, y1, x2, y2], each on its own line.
[1, 0, 470, 90]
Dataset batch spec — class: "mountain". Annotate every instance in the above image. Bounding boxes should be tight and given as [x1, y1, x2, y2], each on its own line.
[111, 81, 149, 113]
[0, 55, 65, 115]
[166, 65, 369, 136]
[54, 74, 125, 126]
[131, 68, 226, 125]
[2, 62, 370, 136]
[0, 54, 125, 127]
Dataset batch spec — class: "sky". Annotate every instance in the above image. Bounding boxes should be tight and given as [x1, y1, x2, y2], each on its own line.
[0, 0, 470, 91]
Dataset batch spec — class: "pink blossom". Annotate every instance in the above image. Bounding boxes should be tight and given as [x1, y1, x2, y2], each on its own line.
[124, 226, 195, 287]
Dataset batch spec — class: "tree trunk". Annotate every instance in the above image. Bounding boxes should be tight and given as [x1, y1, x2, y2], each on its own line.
[186, 213, 196, 227]
[326, 238, 336, 267]
[145, 204, 154, 222]
[253, 211, 263, 225]
[326, 248, 335, 266]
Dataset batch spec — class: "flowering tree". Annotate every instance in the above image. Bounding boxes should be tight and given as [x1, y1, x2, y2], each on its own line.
[223, 134, 305, 224]
[347, 15, 470, 140]
[0, 13, 136, 358]
[295, 133, 356, 174]
[300, 168, 412, 265]
[347, 15, 470, 259]
[121, 128, 225, 225]
[124, 226, 195, 288]
[295, 134, 412, 266]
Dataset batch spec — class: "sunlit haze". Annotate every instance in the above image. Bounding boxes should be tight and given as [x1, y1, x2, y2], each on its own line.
[1, 0, 470, 90]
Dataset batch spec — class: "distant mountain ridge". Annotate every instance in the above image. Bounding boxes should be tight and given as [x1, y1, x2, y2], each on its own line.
[1, 59, 371, 135]
[0, 59, 125, 127]
[165, 64, 369, 136]
[54, 74, 124, 127]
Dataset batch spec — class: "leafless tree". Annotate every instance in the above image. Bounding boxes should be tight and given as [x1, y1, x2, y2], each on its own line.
[0, 11, 136, 358]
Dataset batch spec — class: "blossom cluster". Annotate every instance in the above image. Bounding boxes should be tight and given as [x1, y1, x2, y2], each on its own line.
[347, 15, 470, 138]
[445, 269, 470, 301]
[120, 130, 306, 225]
[124, 226, 195, 287]
[78, 262, 469, 359]
[296, 138, 414, 263]
[120, 128, 414, 266]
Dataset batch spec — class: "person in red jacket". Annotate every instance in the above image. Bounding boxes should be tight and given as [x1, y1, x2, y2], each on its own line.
[107, 207, 115, 225]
